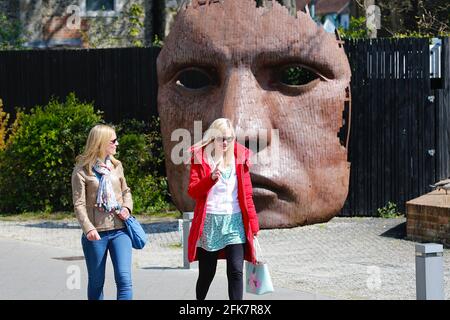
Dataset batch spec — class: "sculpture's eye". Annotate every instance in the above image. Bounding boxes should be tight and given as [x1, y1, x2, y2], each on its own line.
[278, 65, 319, 86]
[175, 67, 215, 90]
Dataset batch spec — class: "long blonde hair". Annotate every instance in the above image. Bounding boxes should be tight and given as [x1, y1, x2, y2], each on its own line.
[75, 124, 119, 175]
[192, 118, 236, 168]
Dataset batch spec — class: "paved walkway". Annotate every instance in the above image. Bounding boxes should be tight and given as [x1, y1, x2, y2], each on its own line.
[0, 217, 448, 299]
[0, 238, 321, 300]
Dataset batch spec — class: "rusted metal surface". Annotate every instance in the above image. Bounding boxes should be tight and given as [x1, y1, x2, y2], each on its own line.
[157, 0, 351, 228]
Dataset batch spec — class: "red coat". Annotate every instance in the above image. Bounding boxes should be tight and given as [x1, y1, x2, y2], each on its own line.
[187, 142, 260, 263]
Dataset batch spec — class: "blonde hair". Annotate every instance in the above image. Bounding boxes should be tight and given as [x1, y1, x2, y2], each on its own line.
[75, 124, 119, 175]
[192, 118, 236, 168]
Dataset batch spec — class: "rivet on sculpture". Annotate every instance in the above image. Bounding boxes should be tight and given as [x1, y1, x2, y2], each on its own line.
[157, 0, 352, 228]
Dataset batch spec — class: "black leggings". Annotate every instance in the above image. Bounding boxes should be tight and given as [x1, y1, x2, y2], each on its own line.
[196, 243, 245, 300]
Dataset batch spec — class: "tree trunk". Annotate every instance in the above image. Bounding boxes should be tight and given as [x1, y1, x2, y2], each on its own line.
[349, 0, 366, 18]
[403, 0, 419, 32]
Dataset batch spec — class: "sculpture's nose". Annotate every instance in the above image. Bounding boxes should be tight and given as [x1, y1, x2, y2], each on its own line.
[220, 67, 273, 154]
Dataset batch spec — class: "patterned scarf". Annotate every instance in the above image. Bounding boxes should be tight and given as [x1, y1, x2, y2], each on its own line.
[93, 157, 121, 213]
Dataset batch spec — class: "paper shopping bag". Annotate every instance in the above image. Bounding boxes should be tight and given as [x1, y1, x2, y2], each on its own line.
[245, 261, 274, 295]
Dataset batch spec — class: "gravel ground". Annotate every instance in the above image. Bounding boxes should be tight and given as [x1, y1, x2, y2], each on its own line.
[0, 216, 448, 300]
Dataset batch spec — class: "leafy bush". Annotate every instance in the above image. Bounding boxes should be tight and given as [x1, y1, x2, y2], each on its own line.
[0, 99, 9, 150]
[152, 35, 163, 47]
[0, 94, 172, 215]
[377, 201, 403, 218]
[338, 16, 368, 39]
[114, 118, 172, 213]
[131, 174, 170, 213]
[127, 3, 145, 47]
[0, 93, 103, 213]
[393, 32, 450, 38]
[0, 13, 27, 50]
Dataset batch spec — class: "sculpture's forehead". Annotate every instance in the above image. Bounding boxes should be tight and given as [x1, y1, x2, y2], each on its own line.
[158, 1, 350, 82]
[172, 1, 331, 53]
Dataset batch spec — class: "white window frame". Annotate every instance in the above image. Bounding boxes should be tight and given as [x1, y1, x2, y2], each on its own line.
[79, 0, 124, 17]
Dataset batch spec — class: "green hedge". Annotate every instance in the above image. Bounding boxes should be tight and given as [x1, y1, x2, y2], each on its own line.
[0, 93, 171, 214]
[114, 118, 172, 213]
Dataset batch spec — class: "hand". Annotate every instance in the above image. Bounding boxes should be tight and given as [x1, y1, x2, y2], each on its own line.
[210, 166, 221, 181]
[117, 207, 130, 221]
[86, 229, 101, 241]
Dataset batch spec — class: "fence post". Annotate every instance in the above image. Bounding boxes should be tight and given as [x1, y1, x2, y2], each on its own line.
[182, 212, 196, 269]
[415, 243, 445, 300]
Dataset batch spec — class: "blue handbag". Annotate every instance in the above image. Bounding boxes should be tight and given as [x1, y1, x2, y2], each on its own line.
[124, 216, 148, 249]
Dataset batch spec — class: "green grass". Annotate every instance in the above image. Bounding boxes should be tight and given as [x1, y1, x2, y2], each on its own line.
[167, 243, 182, 249]
[135, 211, 182, 222]
[0, 211, 74, 221]
[0, 210, 182, 221]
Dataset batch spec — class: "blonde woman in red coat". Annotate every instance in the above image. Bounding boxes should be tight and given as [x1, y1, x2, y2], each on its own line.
[187, 118, 260, 300]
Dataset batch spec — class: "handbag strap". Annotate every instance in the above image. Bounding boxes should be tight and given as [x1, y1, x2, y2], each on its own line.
[253, 236, 264, 262]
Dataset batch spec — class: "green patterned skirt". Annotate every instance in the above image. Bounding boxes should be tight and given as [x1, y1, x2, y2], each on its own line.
[197, 212, 247, 252]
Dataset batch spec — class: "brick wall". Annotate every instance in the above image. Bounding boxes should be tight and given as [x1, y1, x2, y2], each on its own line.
[43, 15, 90, 47]
[406, 191, 450, 247]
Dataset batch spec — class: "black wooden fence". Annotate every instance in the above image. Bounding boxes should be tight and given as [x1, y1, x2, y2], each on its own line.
[0, 47, 160, 122]
[0, 38, 449, 216]
[342, 37, 450, 215]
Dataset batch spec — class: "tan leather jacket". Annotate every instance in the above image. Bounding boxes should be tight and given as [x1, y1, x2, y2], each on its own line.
[71, 161, 133, 235]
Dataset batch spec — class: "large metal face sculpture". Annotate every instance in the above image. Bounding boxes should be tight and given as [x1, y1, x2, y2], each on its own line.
[157, 0, 351, 228]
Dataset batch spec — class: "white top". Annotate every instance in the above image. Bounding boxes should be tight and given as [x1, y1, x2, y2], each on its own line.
[206, 158, 241, 215]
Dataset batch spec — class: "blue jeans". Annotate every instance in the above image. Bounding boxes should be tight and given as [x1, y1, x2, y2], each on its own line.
[81, 228, 132, 300]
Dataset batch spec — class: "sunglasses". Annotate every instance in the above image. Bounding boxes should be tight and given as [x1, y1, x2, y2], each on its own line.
[110, 138, 118, 144]
[215, 136, 234, 143]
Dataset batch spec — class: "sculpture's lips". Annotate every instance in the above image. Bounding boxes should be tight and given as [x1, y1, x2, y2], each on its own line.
[250, 173, 294, 202]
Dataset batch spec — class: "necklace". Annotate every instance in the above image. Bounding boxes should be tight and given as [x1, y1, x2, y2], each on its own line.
[221, 166, 233, 180]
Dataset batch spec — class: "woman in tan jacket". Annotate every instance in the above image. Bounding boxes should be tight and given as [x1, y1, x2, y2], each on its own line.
[71, 124, 133, 300]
